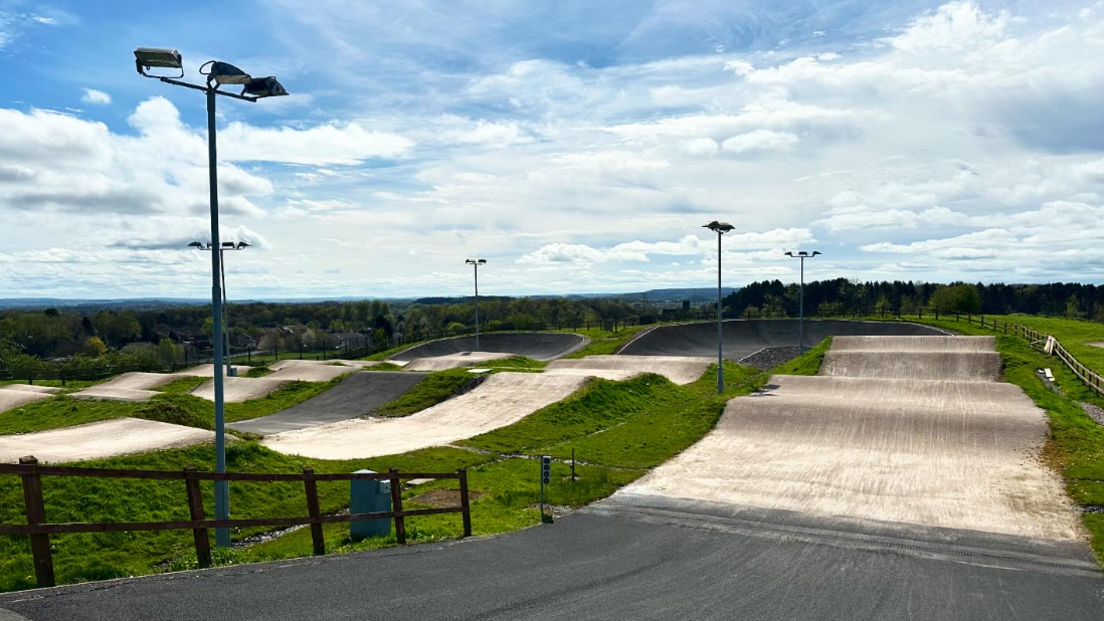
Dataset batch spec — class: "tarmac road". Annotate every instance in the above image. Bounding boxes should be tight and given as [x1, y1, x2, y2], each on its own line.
[1, 498, 1099, 621]
[228, 372, 428, 435]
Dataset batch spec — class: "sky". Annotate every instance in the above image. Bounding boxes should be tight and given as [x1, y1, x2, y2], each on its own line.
[1, 0, 1103, 299]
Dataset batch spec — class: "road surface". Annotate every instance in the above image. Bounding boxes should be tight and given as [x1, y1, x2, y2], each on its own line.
[228, 371, 428, 435]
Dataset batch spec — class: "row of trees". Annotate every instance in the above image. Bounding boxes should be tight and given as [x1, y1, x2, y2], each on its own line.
[0, 297, 647, 364]
[724, 279, 1101, 319]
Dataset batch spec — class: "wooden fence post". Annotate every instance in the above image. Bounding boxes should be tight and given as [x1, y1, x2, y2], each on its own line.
[184, 467, 212, 569]
[303, 468, 325, 556]
[389, 468, 406, 544]
[18, 456, 54, 588]
[458, 469, 472, 538]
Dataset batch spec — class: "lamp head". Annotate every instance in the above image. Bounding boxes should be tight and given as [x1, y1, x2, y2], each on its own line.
[703, 221, 734, 234]
[201, 60, 253, 85]
[187, 241, 204, 249]
[134, 47, 183, 77]
[242, 76, 288, 98]
[236, 241, 251, 250]
[812, 251, 821, 257]
[785, 251, 794, 257]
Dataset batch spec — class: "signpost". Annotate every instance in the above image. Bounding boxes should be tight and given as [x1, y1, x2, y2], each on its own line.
[540, 455, 553, 524]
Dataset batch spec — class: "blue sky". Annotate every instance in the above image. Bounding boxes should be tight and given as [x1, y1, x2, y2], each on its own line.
[1, 0, 1102, 299]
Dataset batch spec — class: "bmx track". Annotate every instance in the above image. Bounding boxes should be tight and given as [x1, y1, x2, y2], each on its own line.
[261, 372, 586, 459]
[615, 335, 1082, 540]
[619, 319, 944, 360]
[389, 332, 588, 362]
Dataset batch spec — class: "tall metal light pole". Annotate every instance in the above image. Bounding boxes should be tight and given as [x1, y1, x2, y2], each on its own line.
[190, 241, 251, 375]
[136, 47, 287, 548]
[465, 259, 487, 349]
[703, 221, 734, 394]
[785, 250, 821, 354]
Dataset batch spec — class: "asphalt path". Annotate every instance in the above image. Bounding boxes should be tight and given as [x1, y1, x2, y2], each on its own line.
[227, 372, 428, 435]
[1, 497, 1099, 620]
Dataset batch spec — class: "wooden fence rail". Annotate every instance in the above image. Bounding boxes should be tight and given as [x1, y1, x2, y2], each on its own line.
[945, 313, 1104, 398]
[0, 458, 472, 589]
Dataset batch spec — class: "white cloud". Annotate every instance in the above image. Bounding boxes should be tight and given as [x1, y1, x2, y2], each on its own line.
[80, 88, 111, 105]
[220, 122, 414, 165]
[721, 129, 799, 155]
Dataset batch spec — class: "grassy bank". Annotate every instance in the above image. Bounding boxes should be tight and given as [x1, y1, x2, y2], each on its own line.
[874, 315, 1104, 563]
[0, 346, 829, 591]
[375, 369, 482, 417]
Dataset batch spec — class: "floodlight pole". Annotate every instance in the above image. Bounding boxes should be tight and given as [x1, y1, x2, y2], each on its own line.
[466, 259, 486, 349]
[204, 88, 232, 548]
[715, 230, 723, 394]
[786, 251, 820, 355]
[137, 48, 283, 550]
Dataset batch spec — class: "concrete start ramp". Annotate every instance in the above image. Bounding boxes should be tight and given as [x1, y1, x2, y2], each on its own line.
[228, 371, 429, 435]
[0, 385, 59, 413]
[262, 372, 587, 459]
[0, 418, 216, 463]
[545, 355, 712, 385]
[190, 376, 289, 403]
[389, 332, 588, 363]
[614, 335, 1084, 543]
[71, 372, 182, 402]
[619, 319, 945, 361]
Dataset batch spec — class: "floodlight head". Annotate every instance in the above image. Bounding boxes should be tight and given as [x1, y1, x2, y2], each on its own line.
[812, 251, 821, 257]
[466, 258, 486, 265]
[242, 76, 288, 98]
[703, 221, 735, 234]
[200, 60, 252, 85]
[785, 251, 794, 257]
[134, 47, 183, 78]
[222, 242, 235, 248]
[236, 241, 251, 249]
[187, 241, 204, 248]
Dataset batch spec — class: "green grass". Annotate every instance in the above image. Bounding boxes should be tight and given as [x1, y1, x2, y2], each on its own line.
[0, 377, 345, 436]
[988, 315, 1104, 376]
[771, 336, 832, 376]
[481, 356, 547, 370]
[564, 325, 652, 358]
[874, 315, 1104, 564]
[0, 344, 829, 591]
[375, 369, 482, 417]
[0, 379, 100, 391]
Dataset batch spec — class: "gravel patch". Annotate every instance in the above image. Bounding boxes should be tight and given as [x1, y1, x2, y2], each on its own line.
[738, 347, 800, 370]
[1037, 369, 1104, 427]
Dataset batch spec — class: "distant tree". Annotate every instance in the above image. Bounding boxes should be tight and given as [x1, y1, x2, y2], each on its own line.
[445, 321, 465, 333]
[82, 336, 108, 357]
[1066, 294, 1081, 319]
[928, 284, 982, 314]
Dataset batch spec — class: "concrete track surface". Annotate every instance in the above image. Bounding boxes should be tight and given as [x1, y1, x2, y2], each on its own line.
[175, 364, 252, 377]
[389, 332, 588, 362]
[619, 319, 944, 360]
[190, 377, 288, 403]
[263, 363, 355, 382]
[619, 335, 1083, 541]
[227, 371, 429, 435]
[0, 418, 215, 463]
[70, 372, 182, 402]
[261, 373, 586, 459]
[545, 355, 712, 385]
[401, 352, 513, 371]
[0, 388, 53, 413]
[3, 501, 1099, 621]
[268, 359, 380, 370]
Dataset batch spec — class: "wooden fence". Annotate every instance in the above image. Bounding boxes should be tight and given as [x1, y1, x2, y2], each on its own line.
[0, 457, 472, 589]
[940, 313, 1104, 398]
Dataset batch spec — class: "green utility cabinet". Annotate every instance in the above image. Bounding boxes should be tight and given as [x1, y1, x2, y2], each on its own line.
[350, 469, 392, 540]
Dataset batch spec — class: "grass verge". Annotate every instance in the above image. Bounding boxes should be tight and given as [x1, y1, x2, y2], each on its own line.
[375, 369, 483, 417]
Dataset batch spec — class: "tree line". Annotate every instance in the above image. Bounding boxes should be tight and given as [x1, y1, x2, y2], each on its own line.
[723, 279, 1104, 320]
